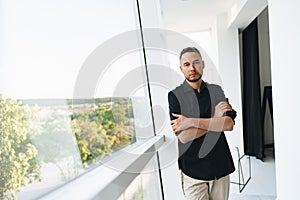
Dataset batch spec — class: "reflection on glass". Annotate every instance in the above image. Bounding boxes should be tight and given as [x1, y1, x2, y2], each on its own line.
[0, 0, 147, 199]
[70, 98, 136, 167]
[117, 156, 163, 200]
[0, 96, 136, 199]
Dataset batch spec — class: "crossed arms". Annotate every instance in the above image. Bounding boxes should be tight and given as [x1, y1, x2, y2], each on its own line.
[170, 101, 235, 144]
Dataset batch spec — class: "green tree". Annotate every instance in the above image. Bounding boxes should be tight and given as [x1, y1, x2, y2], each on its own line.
[96, 102, 135, 150]
[71, 116, 112, 167]
[0, 95, 39, 199]
[70, 100, 135, 167]
[29, 106, 82, 181]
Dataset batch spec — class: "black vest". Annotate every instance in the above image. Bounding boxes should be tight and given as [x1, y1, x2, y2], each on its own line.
[168, 80, 236, 180]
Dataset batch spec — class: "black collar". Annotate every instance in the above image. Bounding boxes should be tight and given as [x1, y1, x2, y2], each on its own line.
[182, 80, 207, 93]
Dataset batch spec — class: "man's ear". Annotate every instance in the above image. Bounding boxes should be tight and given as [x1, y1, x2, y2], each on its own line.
[179, 65, 183, 71]
[202, 60, 205, 68]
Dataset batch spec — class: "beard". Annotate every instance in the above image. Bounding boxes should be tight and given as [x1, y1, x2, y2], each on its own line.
[186, 74, 202, 82]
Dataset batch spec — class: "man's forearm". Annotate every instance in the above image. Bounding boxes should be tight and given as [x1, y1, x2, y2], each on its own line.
[191, 116, 234, 132]
[177, 128, 207, 144]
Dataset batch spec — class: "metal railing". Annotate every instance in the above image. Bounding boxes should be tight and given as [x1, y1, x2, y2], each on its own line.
[230, 147, 252, 193]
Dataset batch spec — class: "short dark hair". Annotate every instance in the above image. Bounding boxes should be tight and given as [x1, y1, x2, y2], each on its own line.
[179, 47, 202, 61]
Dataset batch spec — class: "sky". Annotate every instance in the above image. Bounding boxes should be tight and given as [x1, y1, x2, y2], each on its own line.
[0, 0, 141, 99]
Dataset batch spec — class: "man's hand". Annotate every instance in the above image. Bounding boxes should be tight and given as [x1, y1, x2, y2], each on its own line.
[214, 101, 232, 117]
[170, 113, 194, 133]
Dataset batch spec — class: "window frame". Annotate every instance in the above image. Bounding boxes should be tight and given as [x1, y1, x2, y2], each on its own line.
[38, 134, 165, 199]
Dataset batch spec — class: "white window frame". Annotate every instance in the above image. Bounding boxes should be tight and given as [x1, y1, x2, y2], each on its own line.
[39, 134, 165, 200]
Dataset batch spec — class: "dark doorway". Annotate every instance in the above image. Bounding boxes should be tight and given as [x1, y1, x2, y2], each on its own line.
[241, 18, 265, 160]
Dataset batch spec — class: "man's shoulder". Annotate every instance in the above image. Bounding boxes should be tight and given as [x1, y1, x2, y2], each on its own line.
[168, 83, 185, 94]
[205, 82, 224, 93]
[168, 83, 186, 103]
[205, 82, 222, 89]
[205, 82, 226, 102]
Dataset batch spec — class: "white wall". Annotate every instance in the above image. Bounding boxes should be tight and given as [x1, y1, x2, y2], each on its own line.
[268, 0, 300, 199]
[211, 13, 244, 181]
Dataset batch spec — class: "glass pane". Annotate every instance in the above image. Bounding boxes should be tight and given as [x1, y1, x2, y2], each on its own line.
[0, 0, 155, 199]
[117, 155, 163, 200]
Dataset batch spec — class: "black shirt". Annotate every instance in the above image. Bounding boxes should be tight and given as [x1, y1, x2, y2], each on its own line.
[168, 80, 236, 180]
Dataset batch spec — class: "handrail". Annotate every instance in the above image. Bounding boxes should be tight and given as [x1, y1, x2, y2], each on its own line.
[39, 134, 165, 200]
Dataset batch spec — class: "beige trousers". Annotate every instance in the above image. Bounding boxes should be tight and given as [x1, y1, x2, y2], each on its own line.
[181, 172, 230, 200]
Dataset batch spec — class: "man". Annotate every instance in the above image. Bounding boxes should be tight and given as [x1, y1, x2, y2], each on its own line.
[168, 47, 236, 200]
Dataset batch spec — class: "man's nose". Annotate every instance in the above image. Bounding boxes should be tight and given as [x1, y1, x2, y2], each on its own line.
[189, 64, 196, 70]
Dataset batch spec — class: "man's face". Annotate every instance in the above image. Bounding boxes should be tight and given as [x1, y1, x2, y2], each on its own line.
[180, 52, 204, 83]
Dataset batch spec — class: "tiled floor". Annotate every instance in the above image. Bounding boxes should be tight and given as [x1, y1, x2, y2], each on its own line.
[229, 148, 277, 200]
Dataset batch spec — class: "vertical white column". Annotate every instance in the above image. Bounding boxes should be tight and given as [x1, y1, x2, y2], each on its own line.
[212, 13, 244, 176]
[268, 0, 300, 199]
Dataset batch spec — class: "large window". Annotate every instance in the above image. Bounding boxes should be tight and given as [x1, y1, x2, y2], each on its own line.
[0, 1, 161, 199]
[117, 157, 163, 200]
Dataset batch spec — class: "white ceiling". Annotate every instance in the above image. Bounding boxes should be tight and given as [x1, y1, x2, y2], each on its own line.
[159, 0, 267, 32]
[160, 0, 236, 32]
